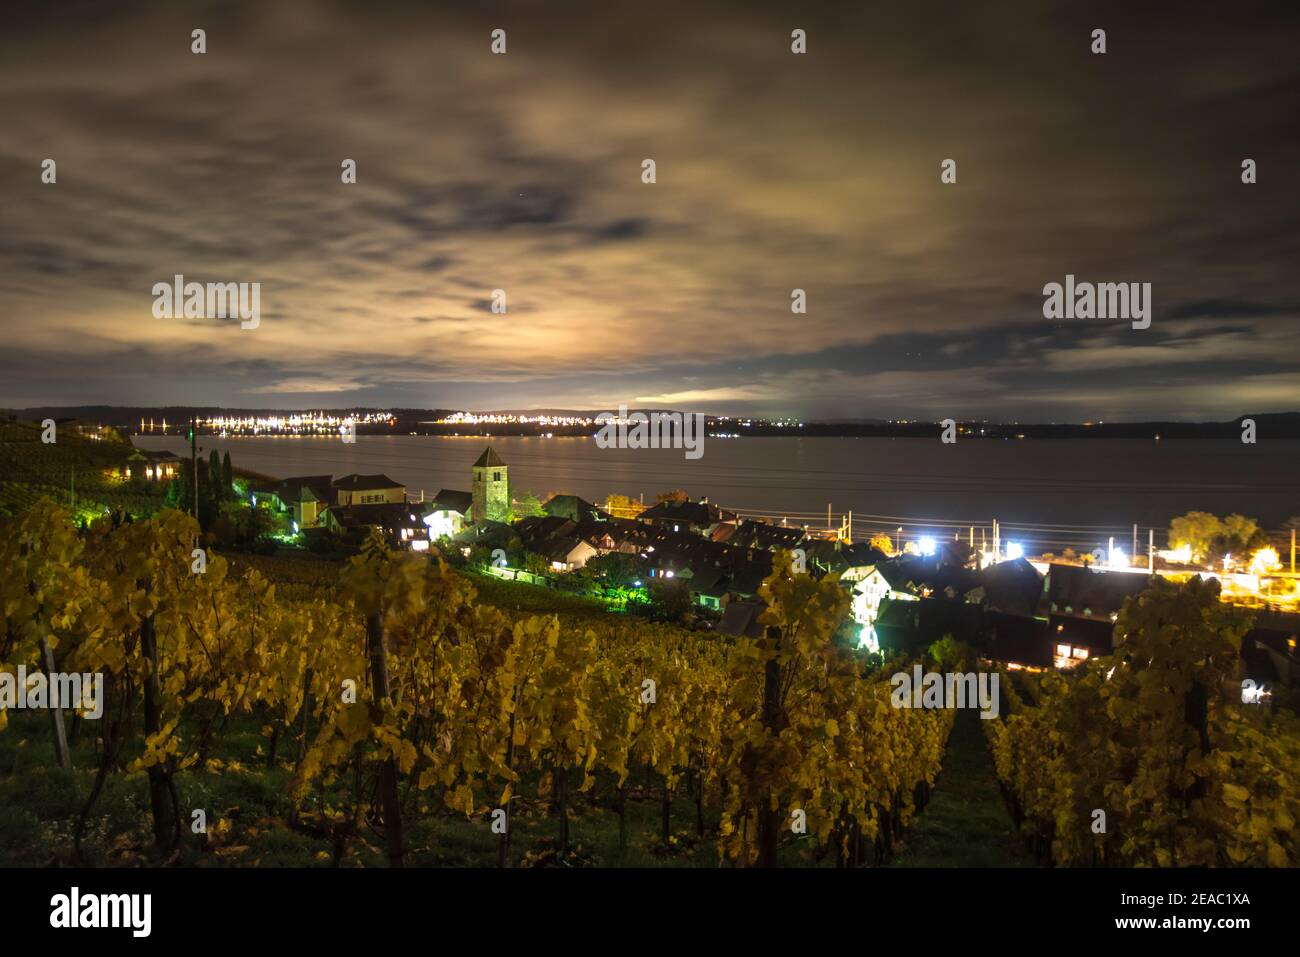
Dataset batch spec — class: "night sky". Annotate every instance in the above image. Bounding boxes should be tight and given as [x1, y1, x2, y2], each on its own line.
[1, 0, 1297, 420]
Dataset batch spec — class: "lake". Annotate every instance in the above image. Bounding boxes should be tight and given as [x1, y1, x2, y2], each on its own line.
[132, 434, 1299, 554]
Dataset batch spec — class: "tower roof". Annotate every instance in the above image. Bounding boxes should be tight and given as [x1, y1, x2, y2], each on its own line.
[473, 446, 507, 468]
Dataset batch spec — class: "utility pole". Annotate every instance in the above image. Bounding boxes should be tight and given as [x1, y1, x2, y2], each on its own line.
[1149, 528, 1155, 573]
[827, 503, 832, 531]
[1291, 528, 1296, 573]
[993, 519, 1000, 561]
[190, 416, 198, 523]
[1132, 523, 1138, 563]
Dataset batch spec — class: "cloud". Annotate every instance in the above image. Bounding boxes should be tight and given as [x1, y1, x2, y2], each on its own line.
[0, 0, 1296, 419]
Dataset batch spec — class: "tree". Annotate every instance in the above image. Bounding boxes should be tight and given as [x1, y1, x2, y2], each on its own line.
[208, 450, 223, 504]
[868, 532, 895, 556]
[1170, 511, 1265, 566]
[221, 451, 233, 493]
[656, 489, 689, 503]
[640, 577, 691, 623]
[510, 490, 544, 521]
[165, 460, 219, 530]
[604, 494, 646, 519]
[586, 551, 650, 590]
[1169, 511, 1222, 562]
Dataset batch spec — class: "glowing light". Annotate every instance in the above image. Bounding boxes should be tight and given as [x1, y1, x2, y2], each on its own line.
[1107, 546, 1128, 569]
[1250, 547, 1281, 575]
[1242, 682, 1271, 705]
[918, 536, 936, 557]
[858, 625, 880, 654]
[1005, 542, 1024, 560]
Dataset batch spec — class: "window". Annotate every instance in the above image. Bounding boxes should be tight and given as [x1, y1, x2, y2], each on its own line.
[493, 471, 501, 481]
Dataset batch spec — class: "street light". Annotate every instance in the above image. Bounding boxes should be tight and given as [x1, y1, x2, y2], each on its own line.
[896, 527, 903, 553]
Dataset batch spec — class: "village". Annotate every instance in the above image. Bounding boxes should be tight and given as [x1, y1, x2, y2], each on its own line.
[234, 444, 1300, 696]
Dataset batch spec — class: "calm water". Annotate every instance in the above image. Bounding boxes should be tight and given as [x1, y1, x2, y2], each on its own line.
[134, 434, 1300, 552]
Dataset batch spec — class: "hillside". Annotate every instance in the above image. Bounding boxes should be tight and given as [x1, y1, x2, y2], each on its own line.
[0, 419, 166, 519]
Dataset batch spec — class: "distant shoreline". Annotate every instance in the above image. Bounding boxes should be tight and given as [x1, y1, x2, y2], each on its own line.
[9, 408, 1300, 440]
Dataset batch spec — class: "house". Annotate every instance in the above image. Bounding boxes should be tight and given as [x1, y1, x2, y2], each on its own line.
[321, 502, 429, 550]
[516, 515, 578, 545]
[454, 519, 522, 556]
[537, 536, 598, 572]
[873, 596, 922, 654]
[715, 519, 805, 551]
[852, 557, 978, 630]
[544, 493, 610, 522]
[1047, 615, 1116, 668]
[850, 565, 897, 632]
[977, 557, 1046, 617]
[1045, 564, 1152, 622]
[685, 564, 729, 610]
[514, 515, 598, 571]
[332, 474, 405, 506]
[471, 447, 510, 523]
[637, 498, 738, 536]
[873, 594, 983, 656]
[124, 448, 181, 481]
[251, 474, 335, 527]
[815, 541, 890, 578]
[984, 612, 1052, 670]
[422, 489, 473, 540]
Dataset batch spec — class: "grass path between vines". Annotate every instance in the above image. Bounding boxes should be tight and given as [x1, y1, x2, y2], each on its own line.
[888, 707, 1035, 867]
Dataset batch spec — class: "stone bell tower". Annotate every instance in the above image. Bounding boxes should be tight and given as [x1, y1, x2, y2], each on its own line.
[471, 446, 510, 522]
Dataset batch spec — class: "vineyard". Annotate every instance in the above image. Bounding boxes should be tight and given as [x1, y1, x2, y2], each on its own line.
[0, 421, 165, 519]
[0, 500, 953, 867]
[985, 576, 1300, 866]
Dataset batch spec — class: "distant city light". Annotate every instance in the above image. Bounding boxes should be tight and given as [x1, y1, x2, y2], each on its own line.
[1005, 542, 1024, 560]
[918, 536, 936, 556]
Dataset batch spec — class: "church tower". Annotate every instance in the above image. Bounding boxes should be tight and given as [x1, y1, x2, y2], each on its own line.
[471, 446, 510, 522]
